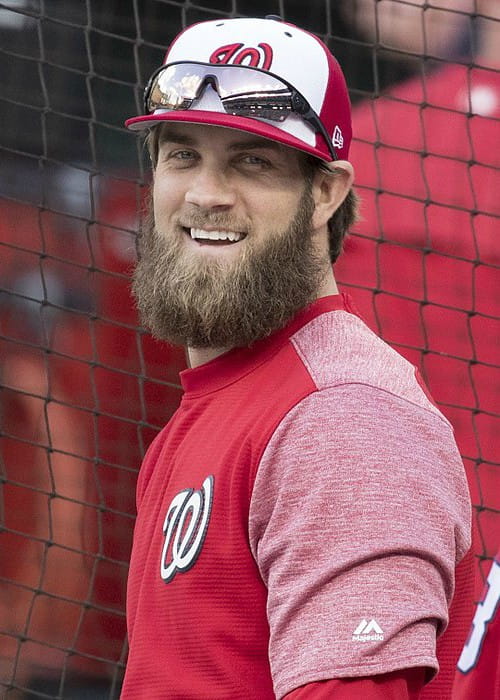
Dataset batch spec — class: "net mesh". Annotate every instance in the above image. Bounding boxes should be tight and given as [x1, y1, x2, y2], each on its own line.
[0, 1, 498, 697]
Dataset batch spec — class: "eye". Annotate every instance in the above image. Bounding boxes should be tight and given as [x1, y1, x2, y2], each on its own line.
[239, 153, 272, 169]
[171, 149, 196, 161]
[159, 147, 198, 169]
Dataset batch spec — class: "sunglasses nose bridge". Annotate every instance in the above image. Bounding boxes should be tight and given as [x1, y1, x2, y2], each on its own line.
[195, 74, 220, 100]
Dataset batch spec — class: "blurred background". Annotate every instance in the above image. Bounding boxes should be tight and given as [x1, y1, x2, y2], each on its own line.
[1, 0, 498, 697]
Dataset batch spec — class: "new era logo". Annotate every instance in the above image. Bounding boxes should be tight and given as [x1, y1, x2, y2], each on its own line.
[352, 619, 384, 642]
[332, 125, 344, 149]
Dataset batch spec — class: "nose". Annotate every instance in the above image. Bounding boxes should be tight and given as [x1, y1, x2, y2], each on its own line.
[185, 165, 236, 210]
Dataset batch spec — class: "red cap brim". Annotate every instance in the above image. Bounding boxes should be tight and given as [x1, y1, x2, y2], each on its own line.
[125, 110, 332, 163]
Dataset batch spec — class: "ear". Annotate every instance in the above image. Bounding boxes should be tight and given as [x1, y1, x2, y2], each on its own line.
[311, 160, 354, 231]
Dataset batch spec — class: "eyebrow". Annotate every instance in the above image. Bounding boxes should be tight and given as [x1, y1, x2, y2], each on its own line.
[228, 138, 283, 153]
[158, 127, 197, 147]
[158, 126, 285, 154]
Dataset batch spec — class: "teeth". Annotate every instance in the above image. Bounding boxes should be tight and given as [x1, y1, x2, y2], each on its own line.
[190, 228, 243, 242]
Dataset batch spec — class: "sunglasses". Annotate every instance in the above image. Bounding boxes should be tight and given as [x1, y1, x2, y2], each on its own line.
[143, 61, 338, 161]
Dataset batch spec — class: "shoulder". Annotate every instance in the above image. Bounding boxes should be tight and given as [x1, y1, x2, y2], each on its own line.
[290, 309, 445, 423]
[251, 311, 470, 557]
[135, 422, 171, 504]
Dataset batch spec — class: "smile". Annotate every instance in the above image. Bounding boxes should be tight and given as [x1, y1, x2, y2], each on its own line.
[187, 228, 246, 244]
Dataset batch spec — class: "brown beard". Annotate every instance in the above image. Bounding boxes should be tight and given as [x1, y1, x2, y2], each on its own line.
[132, 184, 327, 349]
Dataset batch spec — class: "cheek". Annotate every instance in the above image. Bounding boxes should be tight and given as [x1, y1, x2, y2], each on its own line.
[254, 189, 302, 224]
[152, 180, 181, 224]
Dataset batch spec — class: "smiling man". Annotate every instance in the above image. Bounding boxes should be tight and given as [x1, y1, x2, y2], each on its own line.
[122, 16, 472, 699]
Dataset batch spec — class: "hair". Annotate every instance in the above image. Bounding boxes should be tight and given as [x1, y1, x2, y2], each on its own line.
[145, 127, 359, 263]
[301, 155, 359, 263]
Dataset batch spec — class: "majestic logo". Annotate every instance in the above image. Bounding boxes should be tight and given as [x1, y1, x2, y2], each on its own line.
[352, 618, 384, 642]
[458, 559, 500, 673]
[209, 42, 273, 71]
[160, 475, 214, 583]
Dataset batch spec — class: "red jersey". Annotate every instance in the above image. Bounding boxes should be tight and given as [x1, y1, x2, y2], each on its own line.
[453, 553, 500, 699]
[122, 294, 471, 698]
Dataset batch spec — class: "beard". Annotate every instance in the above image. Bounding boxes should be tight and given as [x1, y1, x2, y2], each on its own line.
[132, 185, 328, 349]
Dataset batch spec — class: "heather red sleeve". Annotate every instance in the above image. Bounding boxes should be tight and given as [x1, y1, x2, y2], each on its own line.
[249, 383, 470, 698]
[283, 668, 426, 699]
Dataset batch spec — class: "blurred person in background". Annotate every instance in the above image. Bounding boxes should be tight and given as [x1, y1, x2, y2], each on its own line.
[0, 346, 91, 697]
[0, 196, 125, 698]
[340, 0, 477, 64]
[334, 0, 475, 101]
[335, 0, 500, 600]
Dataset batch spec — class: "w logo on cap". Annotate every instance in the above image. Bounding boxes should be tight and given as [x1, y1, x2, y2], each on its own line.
[210, 43, 273, 71]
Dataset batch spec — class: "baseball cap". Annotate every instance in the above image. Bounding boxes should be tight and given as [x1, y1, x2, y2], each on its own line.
[125, 16, 352, 162]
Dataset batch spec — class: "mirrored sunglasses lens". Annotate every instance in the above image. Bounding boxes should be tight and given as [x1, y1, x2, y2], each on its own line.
[222, 93, 292, 122]
[215, 67, 289, 97]
[148, 65, 205, 111]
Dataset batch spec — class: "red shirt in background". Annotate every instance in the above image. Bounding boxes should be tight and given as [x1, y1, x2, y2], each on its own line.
[338, 62, 500, 592]
[454, 552, 500, 699]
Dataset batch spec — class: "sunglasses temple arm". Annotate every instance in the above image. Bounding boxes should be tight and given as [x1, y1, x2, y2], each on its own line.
[301, 110, 338, 162]
[316, 119, 338, 162]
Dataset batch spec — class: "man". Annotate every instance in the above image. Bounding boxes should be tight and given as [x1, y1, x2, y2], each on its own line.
[122, 16, 471, 698]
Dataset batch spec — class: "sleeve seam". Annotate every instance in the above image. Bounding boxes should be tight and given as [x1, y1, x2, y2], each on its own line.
[283, 371, 453, 431]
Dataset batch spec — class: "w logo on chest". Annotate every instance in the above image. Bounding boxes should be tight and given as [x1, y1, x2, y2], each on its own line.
[160, 475, 214, 583]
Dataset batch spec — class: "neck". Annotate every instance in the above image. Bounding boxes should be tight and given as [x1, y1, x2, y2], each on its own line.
[186, 345, 229, 368]
[473, 2, 500, 68]
[187, 269, 339, 369]
[476, 15, 500, 69]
